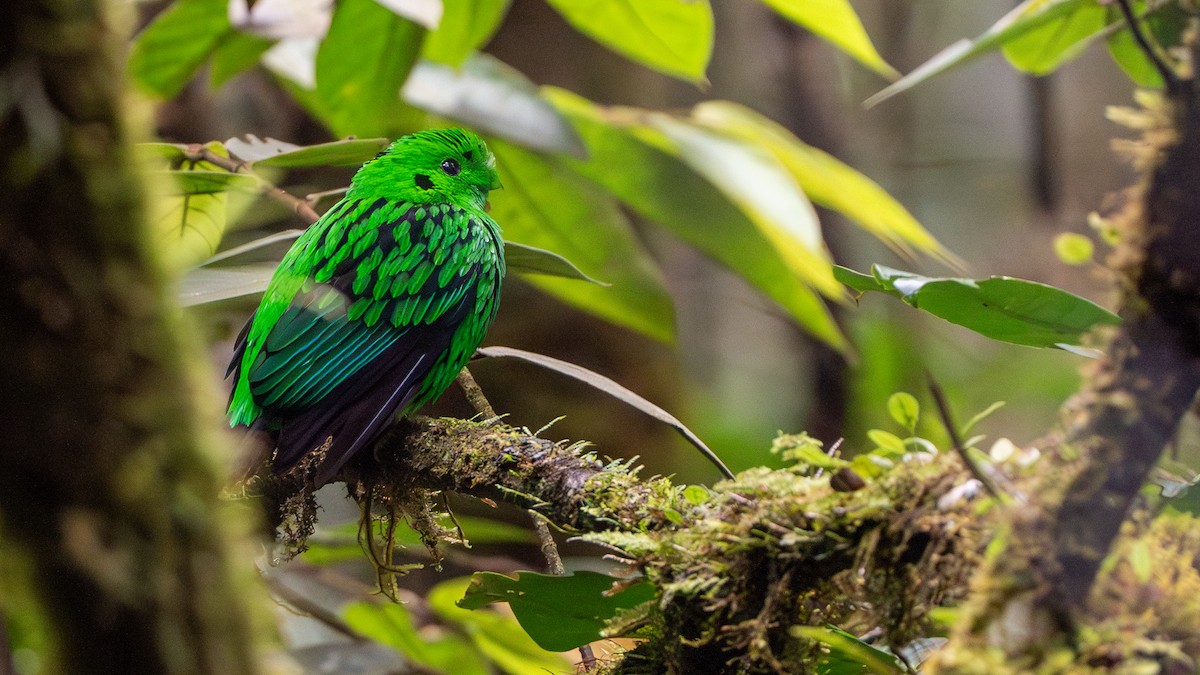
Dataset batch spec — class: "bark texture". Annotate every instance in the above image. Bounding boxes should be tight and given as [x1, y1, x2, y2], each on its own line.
[0, 1, 259, 673]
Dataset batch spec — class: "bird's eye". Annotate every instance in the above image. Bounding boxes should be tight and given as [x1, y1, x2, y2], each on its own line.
[440, 158, 460, 176]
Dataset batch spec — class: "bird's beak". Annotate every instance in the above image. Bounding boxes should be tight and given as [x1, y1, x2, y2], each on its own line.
[488, 169, 502, 191]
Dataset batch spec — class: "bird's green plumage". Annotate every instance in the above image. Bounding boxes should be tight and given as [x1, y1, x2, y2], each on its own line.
[227, 129, 504, 483]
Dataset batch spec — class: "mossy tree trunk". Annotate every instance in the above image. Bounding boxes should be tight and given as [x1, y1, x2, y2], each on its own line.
[0, 1, 260, 673]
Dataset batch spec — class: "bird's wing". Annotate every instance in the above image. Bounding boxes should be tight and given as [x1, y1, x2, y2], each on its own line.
[230, 198, 499, 481]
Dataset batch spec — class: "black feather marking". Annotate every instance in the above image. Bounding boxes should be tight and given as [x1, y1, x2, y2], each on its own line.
[414, 174, 434, 190]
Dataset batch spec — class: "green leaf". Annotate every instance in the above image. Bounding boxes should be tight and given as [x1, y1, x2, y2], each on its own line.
[477, 346, 734, 480]
[691, 101, 959, 267]
[543, 0, 713, 82]
[343, 601, 490, 675]
[178, 263, 279, 306]
[648, 114, 842, 300]
[422, 0, 511, 67]
[867, 429, 907, 455]
[429, 578, 569, 674]
[458, 571, 656, 652]
[314, 0, 425, 136]
[886, 392, 920, 433]
[150, 141, 235, 268]
[489, 139, 675, 342]
[1105, 2, 1188, 88]
[546, 88, 850, 354]
[866, 0, 1094, 108]
[836, 264, 1121, 350]
[1000, 0, 1108, 75]
[504, 241, 607, 286]
[128, 0, 232, 98]
[791, 624, 905, 675]
[224, 136, 390, 167]
[209, 30, 275, 88]
[757, 0, 898, 79]
[683, 485, 712, 505]
[403, 55, 586, 156]
[154, 170, 258, 195]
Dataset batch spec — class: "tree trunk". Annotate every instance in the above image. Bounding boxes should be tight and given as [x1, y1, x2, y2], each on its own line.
[0, 1, 260, 672]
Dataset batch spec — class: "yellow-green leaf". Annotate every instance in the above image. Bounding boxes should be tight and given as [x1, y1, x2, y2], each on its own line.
[691, 101, 959, 267]
[543, 0, 713, 82]
[758, 0, 898, 79]
[150, 141, 234, 269]
[546, 88, 850, 355]
[488, 139, 676, 342]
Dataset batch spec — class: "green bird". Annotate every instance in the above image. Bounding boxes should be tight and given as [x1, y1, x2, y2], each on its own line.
[227, 128, 505, 485]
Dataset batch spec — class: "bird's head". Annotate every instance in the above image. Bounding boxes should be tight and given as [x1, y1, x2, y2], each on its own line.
[352, 128, 501, 211]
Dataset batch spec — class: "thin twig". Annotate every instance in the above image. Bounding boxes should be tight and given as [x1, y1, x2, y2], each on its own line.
[456, 367, 497, 418]
[530, 513, 565, 576]
[187, 144, 322, 224]
[927, 374, 1021, 504]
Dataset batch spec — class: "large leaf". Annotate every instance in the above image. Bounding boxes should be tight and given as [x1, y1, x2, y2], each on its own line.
[150, 141, 236, 268]
[648, 114, 842, 300]
[504, 242, 607, 286]
[758, 0, 898, 79]
[128, 0, 232, 98]
[476, 346, 734, 479]
[458, 571, 656, 652]
[866, 0, 1094, 107]
[1000, 0, 1109, 75]
[545, 88, 850, 354]
[488, 139, 675, 342]
[403, 55, 585, 156]
[178, 263, 279, 306]
[422, 0, 512, 67]
[224, 135, 390, 167]
[689, 101, 959, 268]
[543, 0, 713, 83]
[836, 264, 1121, 350]
[314, 0, 425, 136]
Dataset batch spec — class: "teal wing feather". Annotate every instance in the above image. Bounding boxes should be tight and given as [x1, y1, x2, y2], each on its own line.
[227, 197, 504, 481]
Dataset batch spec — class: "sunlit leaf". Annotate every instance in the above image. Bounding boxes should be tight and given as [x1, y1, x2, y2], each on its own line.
[757, 0, 898, 79]
[422, 0, 511, 67]
[314, 0, 424, 136]
[225, 135, 390, 167]
[1000, 0, 1108, 75]
[403, 55, 586, 156]
[836, 264, 1121, 350]
[129, 0, 231, 98]
[375, 0, 443, 28]
[1052, 232, 1094, 266]
[151, 142, 236, 268]
[489, 140, 673, 341]
[866, 0, 1092, 107]
[458, 571, 656, 652]
[649, 114, 842, 300]
[543, 0, 713, 82]
[477, 346, 734, 479]
[427, 578, 569, 674]
[690, 101, 959, 267]
[153, 170, 258, 195]
[546, 88, 850, 354]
